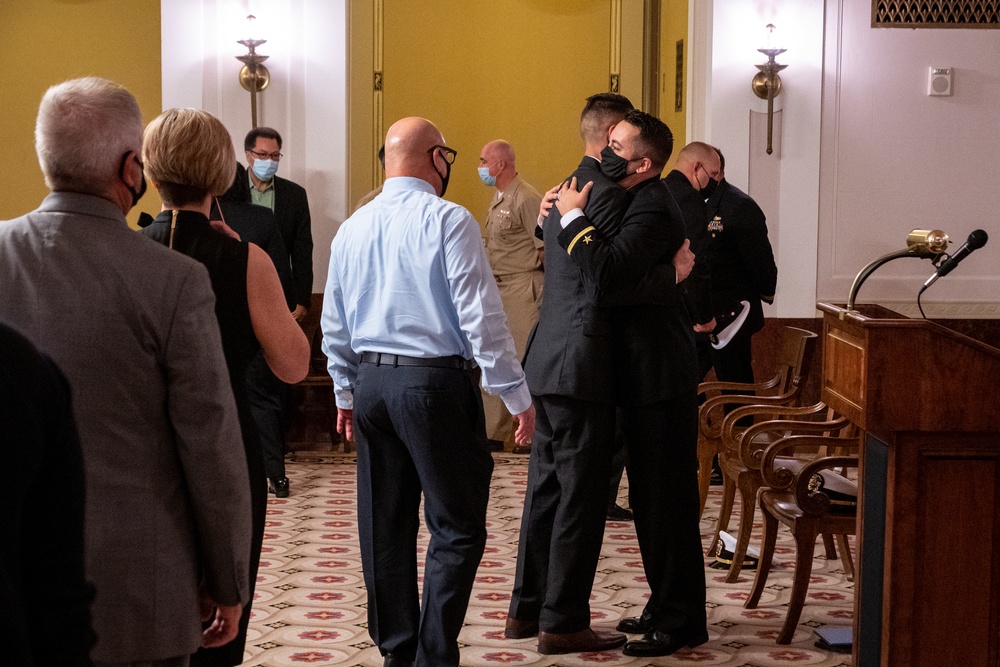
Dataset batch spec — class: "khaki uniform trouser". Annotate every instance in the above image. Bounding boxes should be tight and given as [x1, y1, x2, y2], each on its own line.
[483, 269, 543, 446]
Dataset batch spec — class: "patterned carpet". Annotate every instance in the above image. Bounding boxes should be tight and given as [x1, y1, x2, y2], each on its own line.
[244, 452, 854, 666]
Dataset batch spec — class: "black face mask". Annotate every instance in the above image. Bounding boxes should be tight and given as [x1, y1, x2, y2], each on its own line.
[700, 176, 719, 200]
[432, 154, 452, 197]
[119, 153, 147, 207]
[599, 145, 631, 182]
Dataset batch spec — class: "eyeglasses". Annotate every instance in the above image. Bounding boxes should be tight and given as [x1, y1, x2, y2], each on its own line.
[249, 149, 283, 161]
[428, 145, 458, 164]
[698, 162, 721, 180]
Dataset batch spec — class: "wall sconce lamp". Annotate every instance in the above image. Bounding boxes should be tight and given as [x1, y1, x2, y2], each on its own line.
[751, 23, 787, 155]
[236, 14, 270, 129]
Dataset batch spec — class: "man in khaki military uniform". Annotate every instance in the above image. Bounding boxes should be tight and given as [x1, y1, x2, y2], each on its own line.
[479, 140, 544, 452]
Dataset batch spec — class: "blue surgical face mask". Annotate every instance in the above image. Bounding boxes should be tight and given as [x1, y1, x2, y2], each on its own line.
[478, 166, 496, 187]
[251, 158, 278, 181]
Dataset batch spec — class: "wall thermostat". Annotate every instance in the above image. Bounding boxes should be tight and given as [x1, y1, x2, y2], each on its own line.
[928, 67, 953, 96]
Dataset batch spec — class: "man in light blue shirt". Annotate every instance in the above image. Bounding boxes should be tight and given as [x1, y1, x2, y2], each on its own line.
[322, 116, 535, 667]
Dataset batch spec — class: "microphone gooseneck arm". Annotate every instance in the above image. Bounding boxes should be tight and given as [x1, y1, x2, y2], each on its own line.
[847, 248, 941, 311]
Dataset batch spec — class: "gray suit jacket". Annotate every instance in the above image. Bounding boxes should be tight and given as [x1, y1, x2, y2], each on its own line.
[0, 192, 251, 662]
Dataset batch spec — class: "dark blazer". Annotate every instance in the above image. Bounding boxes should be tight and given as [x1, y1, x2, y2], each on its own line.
[1, 321, 96, 667]
[269, 175, 313, 308]
[664, 169, 714, 325]
[233, 162, 313, 310]
[558, 178, 698, 406]
[704, 178, 777, 335]
[213, 199, 296, 310]
[522, 156, 631, 403]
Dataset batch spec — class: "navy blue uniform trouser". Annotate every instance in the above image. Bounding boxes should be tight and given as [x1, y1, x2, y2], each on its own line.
[623, 391, 707, 633]
[353, 362, 493, 667]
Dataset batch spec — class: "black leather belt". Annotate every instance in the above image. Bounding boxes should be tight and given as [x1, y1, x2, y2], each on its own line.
[360, 351, 476, 371]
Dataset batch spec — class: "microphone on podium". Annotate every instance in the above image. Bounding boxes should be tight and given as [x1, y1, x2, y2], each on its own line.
[923, 229, 989, 289]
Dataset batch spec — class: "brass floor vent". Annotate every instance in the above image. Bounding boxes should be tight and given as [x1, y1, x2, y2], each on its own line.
[873, 1, 1000, 27]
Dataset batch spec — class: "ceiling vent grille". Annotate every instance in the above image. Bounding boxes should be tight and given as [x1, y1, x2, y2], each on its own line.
[873, 1, 1000, 27]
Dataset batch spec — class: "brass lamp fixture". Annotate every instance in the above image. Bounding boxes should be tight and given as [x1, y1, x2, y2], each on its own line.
[236, 14, 270, 129]
[751, 24, 787, 156]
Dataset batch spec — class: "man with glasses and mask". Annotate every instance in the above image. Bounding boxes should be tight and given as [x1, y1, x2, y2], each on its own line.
[243, 126, 314, 498]
[321, 117, 535, 667]
[0, 76, 251, 667]
[554, 111, 708, 657]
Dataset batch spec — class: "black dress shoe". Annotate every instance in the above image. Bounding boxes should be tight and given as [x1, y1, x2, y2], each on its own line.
[268, 476, 290, 498]
[383, 654, 413, 667]
[606, 504, 634, 521]
[710, 465, 724, 486]
[511, 443, 531, 454]
[486, 438, 505, 452]
[622, 628, 709, 657]
[616, 610, 653, 633]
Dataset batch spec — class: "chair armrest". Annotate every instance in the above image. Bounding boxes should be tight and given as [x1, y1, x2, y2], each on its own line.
[698, 373, 780, 398]
[699, 388, 803, 439]
[731, 412, 851, 469]
[720, 401, 830, 443]
[760, 434, 860, 489]
[793, 455, 860, 515]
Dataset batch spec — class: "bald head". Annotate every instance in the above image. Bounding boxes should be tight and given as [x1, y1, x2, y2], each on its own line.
[481, 140, 515, 164]
[385, 117, 444, 175]
[676, 142, 720, 170]
[479, 139, 517, 190]
[384, 117, 454, 195]
[675, 141, 721, 190]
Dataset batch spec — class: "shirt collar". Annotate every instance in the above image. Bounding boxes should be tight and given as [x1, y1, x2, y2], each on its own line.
[248, 169, 274, 192]
[382, 176, 437, 195]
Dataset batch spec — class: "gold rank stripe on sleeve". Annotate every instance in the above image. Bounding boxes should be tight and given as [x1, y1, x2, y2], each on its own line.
[567, 225, 597, 255]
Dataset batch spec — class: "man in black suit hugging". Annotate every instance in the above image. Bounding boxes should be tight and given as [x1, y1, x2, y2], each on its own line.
[554, 110, 708, 657]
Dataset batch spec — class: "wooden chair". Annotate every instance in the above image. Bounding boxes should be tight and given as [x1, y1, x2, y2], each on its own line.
[708, 402, 854, 583]
[744, 434, 860, 644]
[697, 326, 817, 517]
[291, 312, 352, 453]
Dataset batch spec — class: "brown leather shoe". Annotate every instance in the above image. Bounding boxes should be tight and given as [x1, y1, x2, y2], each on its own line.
[504, 616, 539, 639]
[537, 628, 627, 655]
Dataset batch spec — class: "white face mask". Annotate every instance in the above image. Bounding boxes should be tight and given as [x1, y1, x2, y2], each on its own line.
[478, 166, 496, 187]
[251, 159, 278, 181]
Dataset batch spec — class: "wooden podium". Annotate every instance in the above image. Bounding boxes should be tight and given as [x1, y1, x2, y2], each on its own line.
[817, 303, 1000, 666]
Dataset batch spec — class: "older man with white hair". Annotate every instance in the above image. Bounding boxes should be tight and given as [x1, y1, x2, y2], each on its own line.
[0, 77, 251, 667]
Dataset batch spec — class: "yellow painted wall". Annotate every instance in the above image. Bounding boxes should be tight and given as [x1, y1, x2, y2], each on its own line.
[351, 0, 627, 223]
[660, 0, 687, 171]
[0, 0, 162, 227]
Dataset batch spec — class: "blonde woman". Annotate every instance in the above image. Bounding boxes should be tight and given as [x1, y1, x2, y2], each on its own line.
[140, 107, 309, 666]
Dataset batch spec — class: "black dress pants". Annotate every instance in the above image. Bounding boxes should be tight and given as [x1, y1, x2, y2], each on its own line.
[246, 351, 288, 480]
[508, 394, 616, 633]
[697, 329, 754, 385]
[622, 391, 707, 633]
[353, 362, 493, 667]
